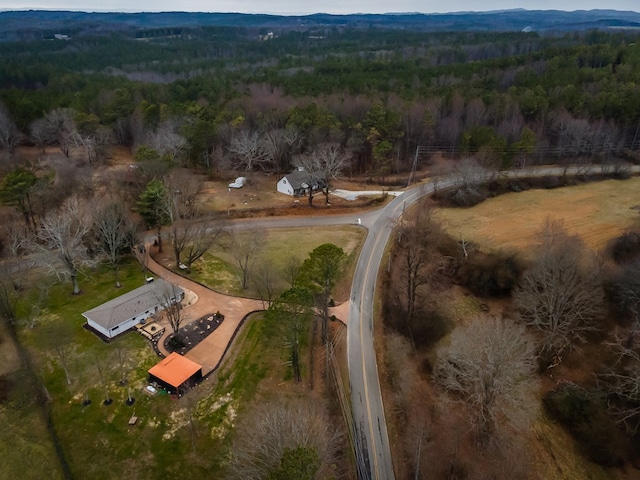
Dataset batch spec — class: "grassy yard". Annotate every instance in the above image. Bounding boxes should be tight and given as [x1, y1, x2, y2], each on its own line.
[533, 415, 619, 480]
[0, 366, 65, 480]
[434, 176, 640, 256]
[187, 225, 365, 298]
[8, 255, 317, 479]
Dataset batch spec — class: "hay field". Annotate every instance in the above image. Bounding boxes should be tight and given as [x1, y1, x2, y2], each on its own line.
[434, 177, 640, 255]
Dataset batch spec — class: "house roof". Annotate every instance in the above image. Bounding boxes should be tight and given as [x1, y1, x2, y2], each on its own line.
[148, 352, 202, 388]
[82, 278, 183, 331]
[283, 170, 325, 190]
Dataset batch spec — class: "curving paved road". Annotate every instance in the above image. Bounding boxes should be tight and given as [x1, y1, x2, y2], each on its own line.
[346, 182, 442, 479]
[345, 164, 640, 479]
[152, 165, 640, 480]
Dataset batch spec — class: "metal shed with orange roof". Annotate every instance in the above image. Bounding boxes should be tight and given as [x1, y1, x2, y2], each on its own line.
[148, 352, 202, 395]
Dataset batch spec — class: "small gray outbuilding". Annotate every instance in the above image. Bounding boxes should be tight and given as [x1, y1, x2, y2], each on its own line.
[82, 278, 184, 339]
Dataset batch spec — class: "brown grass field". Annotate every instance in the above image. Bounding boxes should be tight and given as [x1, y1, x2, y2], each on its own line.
[384, 176, 640, 480]
[434, 177, 640, 255]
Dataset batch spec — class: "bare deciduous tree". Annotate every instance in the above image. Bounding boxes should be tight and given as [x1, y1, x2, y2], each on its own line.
[594, 294, 640, 437]
[438, 92, 465, 154]
[0, 223, 35, 327]
[0, 263, 18, 325]
[449, 157, 491, 206]
[565, 117, 592, 157]
[114, 346, 130, 386]
[430, 158, 455, 193]
[465, 97, 487, 129]
[35, 196, 95, 295]
[4, 224, 34, 292]
[162, 173, 224, 273]
[55, 341, 74, 387]
[166, 169, 202, 209]
[254, 261, 277, 308]
[93, 201, 135, 288]
[611, 259, 640, 322]
[147, 120, 188, 165]
[177, 213, 223, 274]
[514, 219, 604, 367]
[395, 201, 441, 335]
[384, 332, 415, 418]
[261, 127, 300, 173]
[38, 320, 75, 386]
[228, 401, 341, 480]
[71, 125, 113, 165]
[295, 142, 350, 205]
[72, 132, 97, 163]
[282, 255, 302, 288]
[94, 354, 113, 405]
[228, 129, 268, 172]
[434, 317, 538, 441]
[0, 226, 34, 328]
[227, 228, 266, 290]
[179, 377, 205, 453]
[158, 283, 185, 335]
[20, 281, 51, 330]
[0, 103, 22, 154]
[598, 338, 640, 435]
[41, 108, 78, 157]
[30, 117, 54, 153]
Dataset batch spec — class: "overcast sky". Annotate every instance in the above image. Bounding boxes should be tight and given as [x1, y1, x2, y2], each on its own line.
[0, 1, 638, 15]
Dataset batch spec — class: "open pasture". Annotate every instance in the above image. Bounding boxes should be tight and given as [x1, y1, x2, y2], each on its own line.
[435, 177, 640, 255]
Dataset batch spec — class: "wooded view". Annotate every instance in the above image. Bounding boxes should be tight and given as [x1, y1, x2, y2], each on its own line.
[1, 9, 640, 480]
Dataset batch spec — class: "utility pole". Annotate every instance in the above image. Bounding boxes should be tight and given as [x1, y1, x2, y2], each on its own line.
[408, 145, 428, 186]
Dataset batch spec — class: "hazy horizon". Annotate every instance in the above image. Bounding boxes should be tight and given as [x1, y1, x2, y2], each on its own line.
[0, 2, 638, 16]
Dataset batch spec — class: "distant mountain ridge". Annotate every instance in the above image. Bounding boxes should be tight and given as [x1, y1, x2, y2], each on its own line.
[1, 9, 639, 40]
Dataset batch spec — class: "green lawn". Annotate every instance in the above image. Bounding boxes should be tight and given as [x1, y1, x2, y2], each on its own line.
[0, 367, 65, 480]
[9, 256, 311, 479]
[189, 225, 366, 297]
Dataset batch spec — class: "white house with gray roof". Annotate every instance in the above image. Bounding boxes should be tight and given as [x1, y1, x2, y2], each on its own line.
[276, 169, 326, 197]
[82, 279, 184, 339]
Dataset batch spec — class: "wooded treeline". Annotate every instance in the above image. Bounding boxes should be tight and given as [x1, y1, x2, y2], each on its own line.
[383, 200, 640, 478]
[1, 27, 640, 177]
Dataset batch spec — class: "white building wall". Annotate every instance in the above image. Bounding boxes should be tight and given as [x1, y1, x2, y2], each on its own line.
[108, 317, 140, 338]
[85, 289, 185, 339]
[276, 177, 294, 196]
[87, 319, 111, 338]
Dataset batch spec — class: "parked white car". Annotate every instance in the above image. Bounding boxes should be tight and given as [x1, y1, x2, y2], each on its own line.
[228, 177, 246, 188]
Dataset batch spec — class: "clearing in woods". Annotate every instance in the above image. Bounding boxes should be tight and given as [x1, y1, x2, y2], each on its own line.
[434, 177, 640, 255]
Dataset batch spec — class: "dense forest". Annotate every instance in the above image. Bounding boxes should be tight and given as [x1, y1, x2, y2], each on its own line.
[0, 16, 639, 180]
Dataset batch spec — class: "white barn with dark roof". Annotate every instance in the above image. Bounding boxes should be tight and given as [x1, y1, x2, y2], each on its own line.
[82, 279, 184, 339]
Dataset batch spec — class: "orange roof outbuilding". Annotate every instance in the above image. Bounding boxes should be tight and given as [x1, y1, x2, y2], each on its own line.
[148, 352, 202, 389]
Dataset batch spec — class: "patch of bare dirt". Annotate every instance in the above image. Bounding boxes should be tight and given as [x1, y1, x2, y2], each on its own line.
[200, 172, 389, 218]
